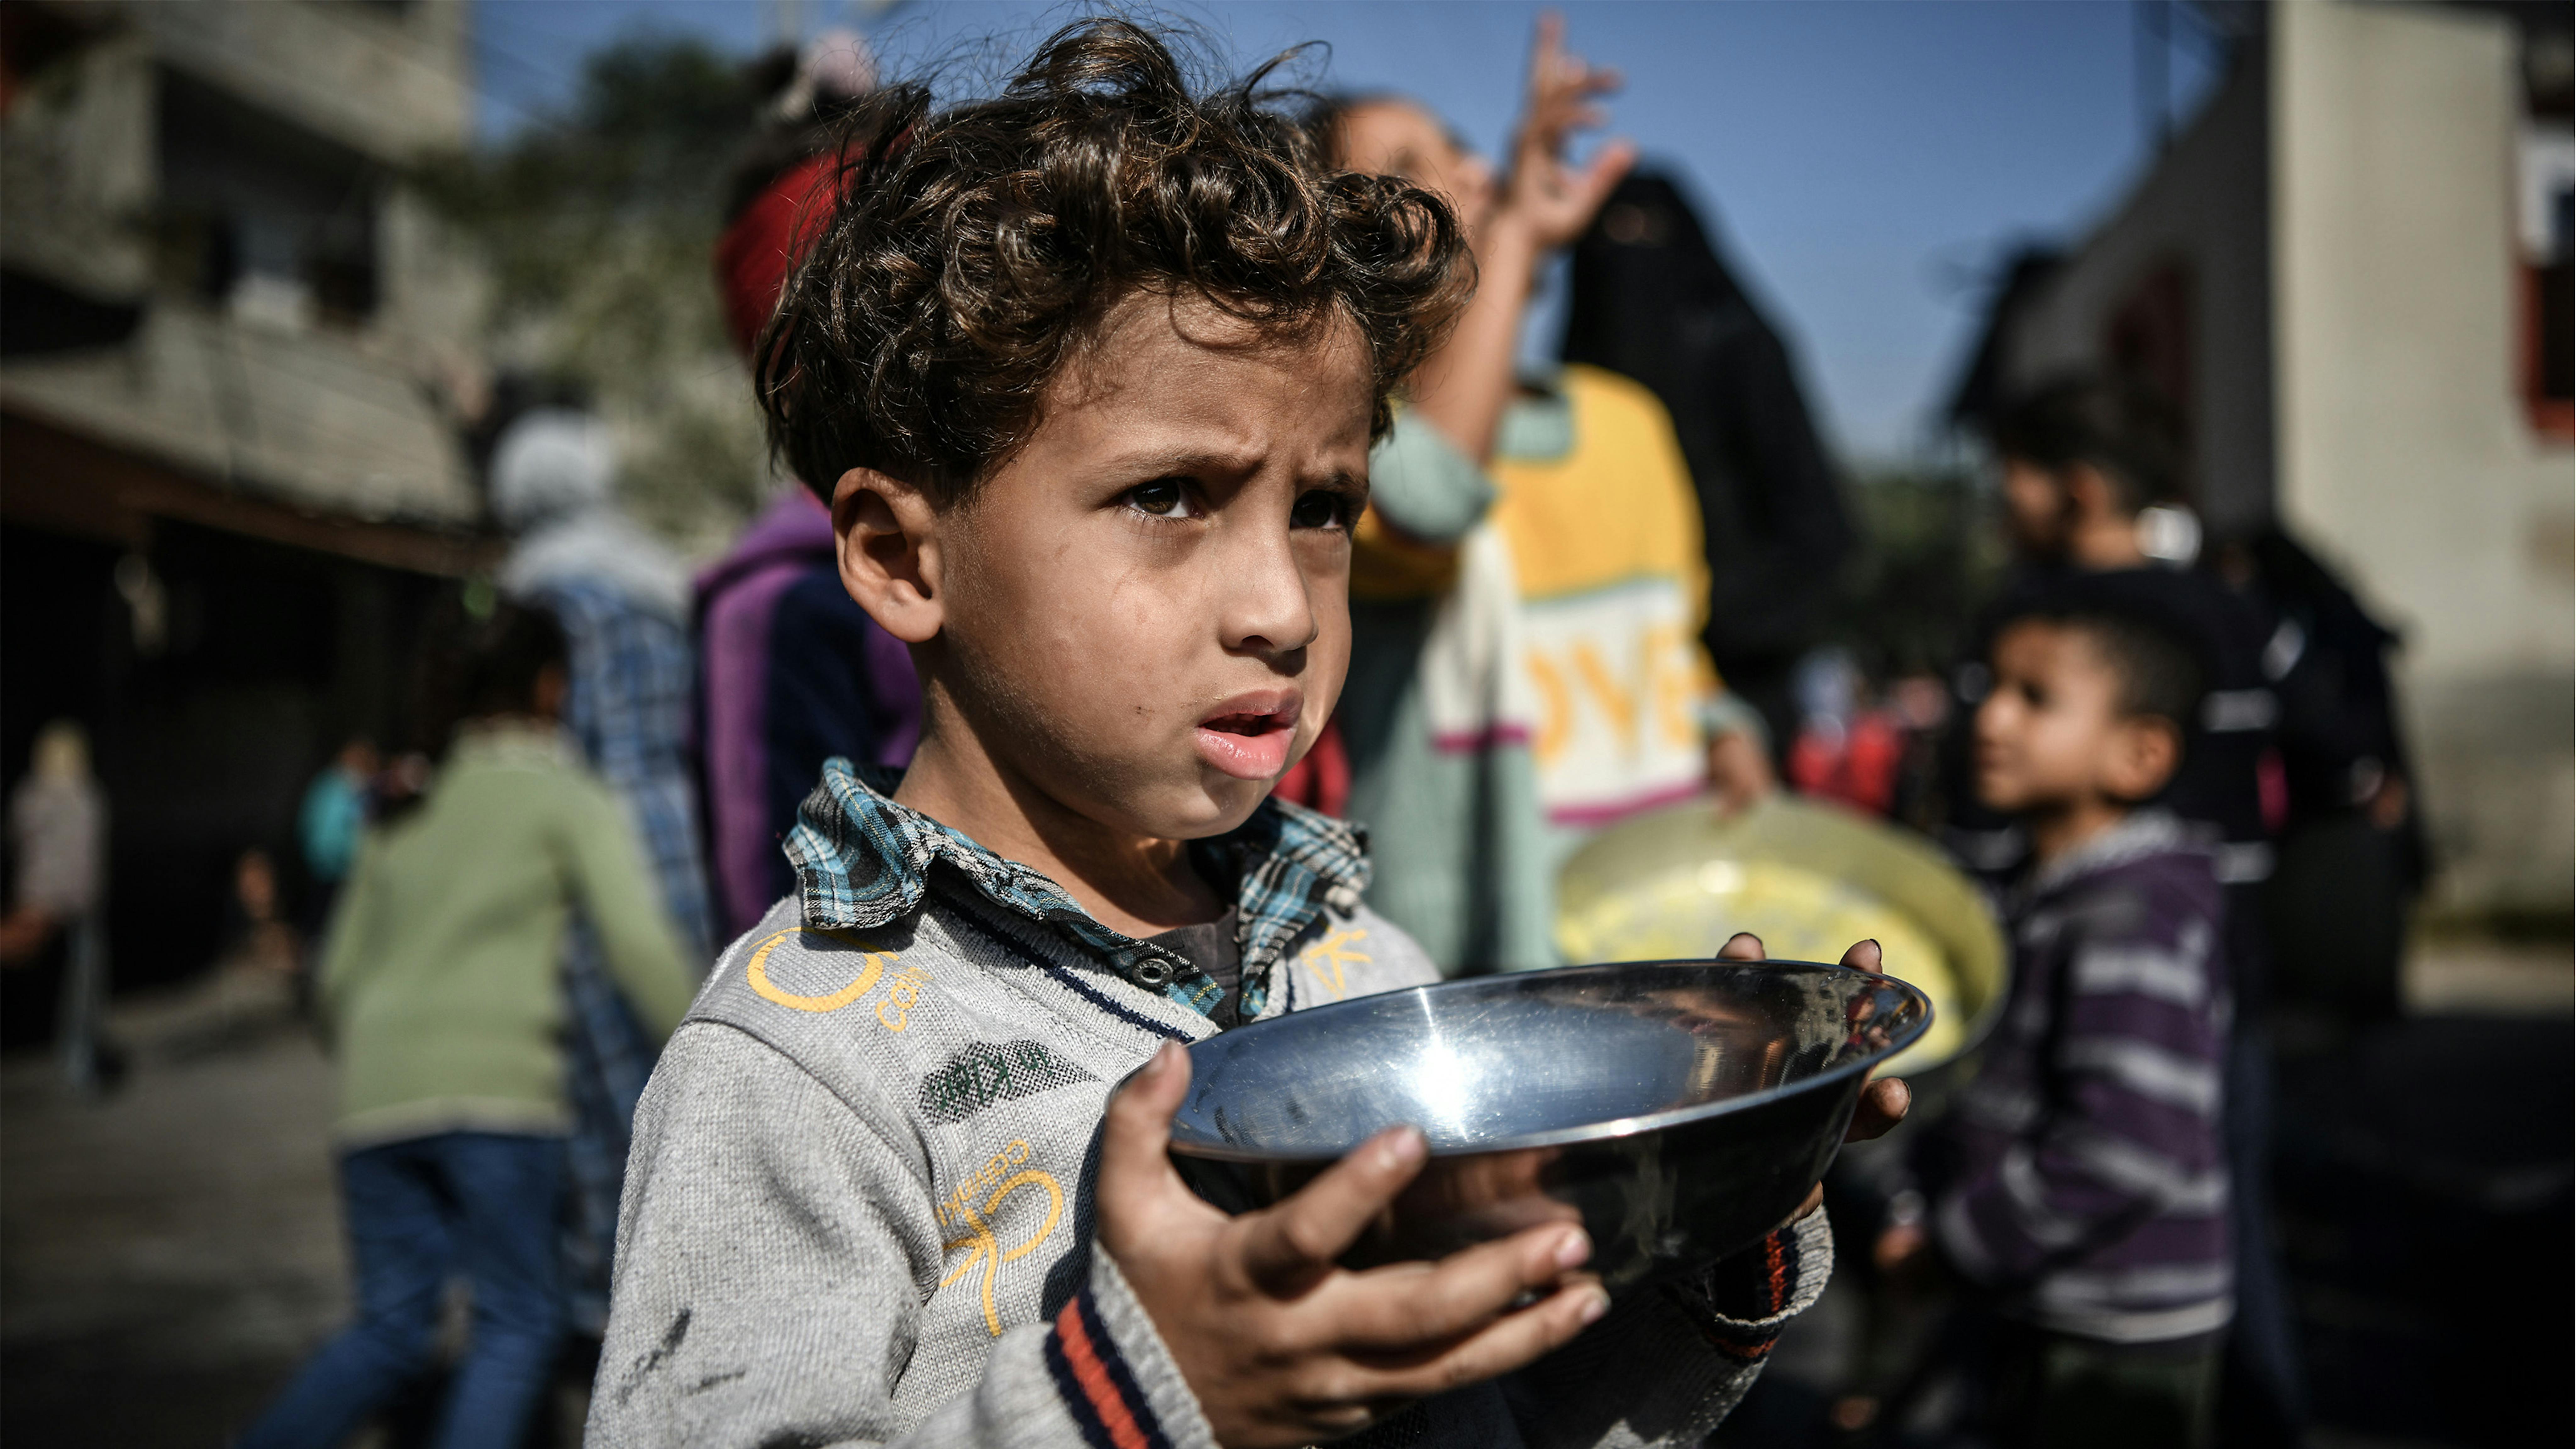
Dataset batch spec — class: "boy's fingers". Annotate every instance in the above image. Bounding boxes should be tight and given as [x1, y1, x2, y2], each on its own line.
[1846, 1076, 1912, 1143]
[1096, 1044, 1190, 1228]
[1329, 1223, 1593, 1350]
[1717, 931, 1766, 961]
[1840, 937, 1885, 974]
[1239, 1126, 1428, 1290]
[1351, 1280, 1607, 1400]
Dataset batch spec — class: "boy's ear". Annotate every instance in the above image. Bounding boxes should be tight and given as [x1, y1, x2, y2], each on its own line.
[831, 467, 945, 645]
[2103, 715, 2182, 803]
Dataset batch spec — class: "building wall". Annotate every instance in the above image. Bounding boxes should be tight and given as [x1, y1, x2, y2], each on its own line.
[130, 0, 472, 164]
[0, 0, 484, 529]
[0, 2, 493, 993]
[2000, 41, 2276, 539]
[2273, 0, 2574, 916]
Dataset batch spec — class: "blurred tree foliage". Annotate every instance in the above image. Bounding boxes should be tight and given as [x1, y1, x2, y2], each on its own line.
[416, 37, 775, 547]
[1825, 467, 2007, 681]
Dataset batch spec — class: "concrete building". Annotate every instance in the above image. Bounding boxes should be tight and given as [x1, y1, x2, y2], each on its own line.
[1953, 0, 2573, 923]
[1, 0, 493, 996]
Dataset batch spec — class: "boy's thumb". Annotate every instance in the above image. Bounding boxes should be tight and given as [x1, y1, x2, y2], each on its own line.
[1098, 1043, 1190, 1209]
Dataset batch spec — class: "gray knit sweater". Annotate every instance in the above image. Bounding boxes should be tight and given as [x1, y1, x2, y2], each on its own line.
[588, 763, 1831, 1447]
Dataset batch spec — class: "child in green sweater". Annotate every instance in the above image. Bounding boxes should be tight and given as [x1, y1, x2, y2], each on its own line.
[243, 602, 699, 1449]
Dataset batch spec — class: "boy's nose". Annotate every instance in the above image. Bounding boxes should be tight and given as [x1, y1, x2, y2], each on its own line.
[1218, 529, 1319, 661]
[1972, 693, 2011, 743]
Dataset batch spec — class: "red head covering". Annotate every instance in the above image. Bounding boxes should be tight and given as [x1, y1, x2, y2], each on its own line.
[714, 150, 847, 361]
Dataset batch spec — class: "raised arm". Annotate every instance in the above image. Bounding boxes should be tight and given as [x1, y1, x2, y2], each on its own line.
[1406, 12, 1634, 465]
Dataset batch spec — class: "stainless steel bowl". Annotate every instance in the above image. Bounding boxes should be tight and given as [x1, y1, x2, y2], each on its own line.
[1168, 959, 1929, 1291]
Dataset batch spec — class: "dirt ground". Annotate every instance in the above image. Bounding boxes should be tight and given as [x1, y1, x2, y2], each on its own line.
[1, 969, 347, 1445]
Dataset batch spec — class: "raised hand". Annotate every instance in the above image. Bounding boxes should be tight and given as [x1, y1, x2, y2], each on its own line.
[1097, 1043, 1608, 1447]
[1496, 11, 1637, 253]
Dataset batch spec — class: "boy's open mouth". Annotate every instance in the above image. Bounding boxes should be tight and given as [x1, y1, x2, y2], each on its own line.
[1193, 693, 1301, 781]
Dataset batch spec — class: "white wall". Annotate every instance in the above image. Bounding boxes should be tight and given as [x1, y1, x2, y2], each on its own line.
[2273, 0, 2574, 914]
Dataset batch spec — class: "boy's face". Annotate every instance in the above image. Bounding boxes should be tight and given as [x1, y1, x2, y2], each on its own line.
[1973, 620, 2172, 815]
[915, 293, 1373, 841]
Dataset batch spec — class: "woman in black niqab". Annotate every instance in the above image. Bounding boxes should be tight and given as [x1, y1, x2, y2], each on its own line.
[1562, 172, 1854, 754]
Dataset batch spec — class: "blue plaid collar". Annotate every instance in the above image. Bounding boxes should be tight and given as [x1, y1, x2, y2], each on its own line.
[784, 758, 1369, 1022]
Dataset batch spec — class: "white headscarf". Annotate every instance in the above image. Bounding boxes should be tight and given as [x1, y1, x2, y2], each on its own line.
[490, 409, 690, 620]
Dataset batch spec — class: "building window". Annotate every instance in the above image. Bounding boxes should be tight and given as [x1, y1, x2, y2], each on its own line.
[2520, 122, 2573, 441]
[154, 70, 381, 331]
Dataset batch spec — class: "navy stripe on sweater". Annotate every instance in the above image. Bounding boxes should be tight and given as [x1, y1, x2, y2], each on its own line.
[1044, 1287, 1174, 1449]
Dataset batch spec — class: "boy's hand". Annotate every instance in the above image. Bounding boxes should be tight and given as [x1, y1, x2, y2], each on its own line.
[1496, 11, 1636, 254]
[1099, 1043, 1608, 1447]
[1717, 933, 1914, 1222]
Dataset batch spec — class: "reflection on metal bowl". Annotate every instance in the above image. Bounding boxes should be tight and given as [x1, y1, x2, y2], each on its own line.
[1557, 797, 2008, 1088]
[1167, 959, 1929, 1292]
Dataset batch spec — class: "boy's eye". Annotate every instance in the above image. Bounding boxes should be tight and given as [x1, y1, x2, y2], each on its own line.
[1128, 480, 1185, 513]
[1290, 490, 1350, 530]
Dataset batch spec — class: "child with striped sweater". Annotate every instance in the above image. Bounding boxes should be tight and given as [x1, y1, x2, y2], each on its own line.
[1896, 580, 2233, 1447]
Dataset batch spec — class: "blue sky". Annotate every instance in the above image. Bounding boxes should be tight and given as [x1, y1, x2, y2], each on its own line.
[471, 1, 2225, 464]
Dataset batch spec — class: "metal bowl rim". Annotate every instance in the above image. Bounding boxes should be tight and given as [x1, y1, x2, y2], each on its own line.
[1168, 957, 1932, 1163]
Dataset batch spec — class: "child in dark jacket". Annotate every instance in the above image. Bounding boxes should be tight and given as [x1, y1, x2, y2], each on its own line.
[1900, 585, 2232, 1447]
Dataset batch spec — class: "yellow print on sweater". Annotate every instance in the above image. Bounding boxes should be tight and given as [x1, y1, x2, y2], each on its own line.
[1297, 928, 1372, 1001]
[1644, 622, 1701, 750]
[936, 1139, 1064, 1336]
[875, 958, 935, 1032]
[1527, 629, 1704, 770]
[1517, 582, 1713, 819]
[745, 928, 892, 1013]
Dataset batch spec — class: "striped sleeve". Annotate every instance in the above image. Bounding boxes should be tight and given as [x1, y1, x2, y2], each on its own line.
[1695, 1211, 1833, 1362]
[1938, 897, 2230, 1290]
[1502, 1208, 1835, 1446]
[1039, 1255, 1213, 1449]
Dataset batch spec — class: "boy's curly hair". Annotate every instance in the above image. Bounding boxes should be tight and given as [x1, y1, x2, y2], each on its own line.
[755, 18, 1472, 504]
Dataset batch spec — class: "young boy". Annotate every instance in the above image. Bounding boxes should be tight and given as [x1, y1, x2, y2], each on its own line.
[1946, 375, 2302, 1442]
[244, 602, 698, 1449]
[591, 20, 1899, 1449]
[1900, 585, 2233, 1446]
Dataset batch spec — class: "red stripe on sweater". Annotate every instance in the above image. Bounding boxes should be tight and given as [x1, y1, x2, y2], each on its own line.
[1763, 1231, 1788, 1315]
[1054, 1298, 1152, 1449]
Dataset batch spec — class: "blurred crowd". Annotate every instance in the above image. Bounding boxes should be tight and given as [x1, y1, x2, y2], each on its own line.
[2, 17, 2435, 1449]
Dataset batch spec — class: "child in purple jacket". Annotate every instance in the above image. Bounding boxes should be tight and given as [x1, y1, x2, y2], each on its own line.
[1896, 582, 2232, 1446]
